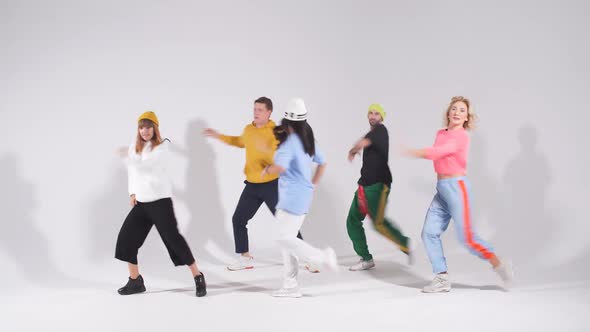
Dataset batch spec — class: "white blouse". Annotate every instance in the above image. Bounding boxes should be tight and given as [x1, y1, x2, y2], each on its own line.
[126, 140, 172, 203]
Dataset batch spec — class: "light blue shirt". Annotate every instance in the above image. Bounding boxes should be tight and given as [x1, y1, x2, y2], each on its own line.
[274, 134, 326, 215]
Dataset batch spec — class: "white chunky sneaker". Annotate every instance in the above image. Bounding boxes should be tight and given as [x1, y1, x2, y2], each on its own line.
[422, 273, 451, 293]
[349, 258, 375, 271]
[272, 287, 303, 298]
[227, 255, 254, 271]
[323, 247, 339, 272]
[494, 261, 514, 289]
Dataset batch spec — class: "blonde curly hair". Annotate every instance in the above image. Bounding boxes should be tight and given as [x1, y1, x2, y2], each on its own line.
[444, 96, 477, 130]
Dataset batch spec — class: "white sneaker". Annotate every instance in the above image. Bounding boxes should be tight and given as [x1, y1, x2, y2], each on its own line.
[272, 287, 302, 298]
[303, 262, 320, 273]
[494, 261, 514, 289]
[323, 247, 339, 272]
[227, 256, 254, 271]
[422, 273, 451, 293]
[349, 258, 375, 271]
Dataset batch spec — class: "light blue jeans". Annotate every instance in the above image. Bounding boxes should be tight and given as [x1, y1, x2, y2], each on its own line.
[421, 176, 495, 274]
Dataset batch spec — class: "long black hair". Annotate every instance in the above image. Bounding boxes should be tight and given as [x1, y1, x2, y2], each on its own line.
[279, 118, 315, 156]
[273, 124, 289, 146]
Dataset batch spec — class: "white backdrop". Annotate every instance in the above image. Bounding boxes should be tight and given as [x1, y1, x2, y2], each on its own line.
[1, 0, 589, 289]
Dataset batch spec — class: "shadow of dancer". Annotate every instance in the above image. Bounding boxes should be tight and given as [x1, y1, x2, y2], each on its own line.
[172, 119, 232, 264]
[0, 153, 67, 288]
[87, 165, 128, 264]
[498, 125, 556, 267]
[468, 132, 502, 241]
[304, 179, 364, 256]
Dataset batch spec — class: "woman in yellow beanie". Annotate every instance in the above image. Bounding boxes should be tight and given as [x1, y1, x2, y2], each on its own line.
[115, 111, 207, 297]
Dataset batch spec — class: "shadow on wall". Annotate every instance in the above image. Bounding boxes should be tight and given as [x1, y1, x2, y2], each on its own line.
[494, 125, 557, 269]
[87, 164, 128, 265]
[489, 125, 590, 284]
[0, 153, 67, 287]
[172, 118, 232, 264]
[303, 179, 354, 256]
[468, 132, 502, 236]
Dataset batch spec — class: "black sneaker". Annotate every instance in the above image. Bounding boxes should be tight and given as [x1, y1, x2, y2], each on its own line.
[194, 272, 207, 297]
[118, 275, 146, 295]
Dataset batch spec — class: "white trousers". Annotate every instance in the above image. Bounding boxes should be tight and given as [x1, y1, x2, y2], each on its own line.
[276, 209, 326, 289]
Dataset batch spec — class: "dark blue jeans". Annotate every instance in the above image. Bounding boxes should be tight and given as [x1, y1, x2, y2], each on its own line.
[233, 179, 303, 253]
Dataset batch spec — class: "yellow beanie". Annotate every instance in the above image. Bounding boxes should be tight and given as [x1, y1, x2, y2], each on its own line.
[368, 104, 386, 120]
[138, 111, 159, 126]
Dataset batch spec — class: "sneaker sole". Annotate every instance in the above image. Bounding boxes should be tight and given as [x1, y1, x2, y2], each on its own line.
[349, 265, 375, 271]
[118, 286, 146, 295]
[272, 293, 303, 298]
[227, 266, 254, 271]
[422, 288, 451, 293]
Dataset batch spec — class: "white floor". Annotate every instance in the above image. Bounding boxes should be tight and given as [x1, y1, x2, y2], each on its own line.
[1, 251, 589, 332]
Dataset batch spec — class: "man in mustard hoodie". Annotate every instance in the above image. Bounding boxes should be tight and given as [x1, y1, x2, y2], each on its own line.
[204, 97, 312, 271]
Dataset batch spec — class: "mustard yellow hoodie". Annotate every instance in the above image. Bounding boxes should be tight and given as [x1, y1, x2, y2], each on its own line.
[219, 120, 279, 183]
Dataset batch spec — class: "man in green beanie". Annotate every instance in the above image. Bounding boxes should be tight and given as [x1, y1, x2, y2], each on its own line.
[346, 104, 412, 271]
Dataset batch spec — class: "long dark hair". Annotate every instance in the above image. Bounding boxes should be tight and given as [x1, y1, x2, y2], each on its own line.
[273, 124, 288, 146]
[280, 118, 315, 156]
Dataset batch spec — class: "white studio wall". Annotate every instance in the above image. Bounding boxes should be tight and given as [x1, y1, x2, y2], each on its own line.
[1, 0, 588, 288]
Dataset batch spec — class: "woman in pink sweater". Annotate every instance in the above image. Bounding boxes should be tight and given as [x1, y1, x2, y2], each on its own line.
[404, 96, 513, 293]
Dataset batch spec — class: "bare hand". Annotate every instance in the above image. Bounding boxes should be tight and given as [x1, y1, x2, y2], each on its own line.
[129, 194, 137, 206]
[403, 149, 416, 158]
[118, 146, 128, 157]
[399, 145, 423, 158]
[347, 150, 358, 162]
[203, 128, 219, 138]
[261, 165, 269, 177]
[395, 144, 409, 156]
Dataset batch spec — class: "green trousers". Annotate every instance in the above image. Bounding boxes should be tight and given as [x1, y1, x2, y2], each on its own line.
[346, 183, 409, 261]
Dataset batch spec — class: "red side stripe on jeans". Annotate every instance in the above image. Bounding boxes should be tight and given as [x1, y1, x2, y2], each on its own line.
[458, 180, 494, 259]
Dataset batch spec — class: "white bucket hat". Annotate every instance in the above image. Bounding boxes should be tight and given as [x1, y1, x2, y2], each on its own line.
[283, 98, 308, 121]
